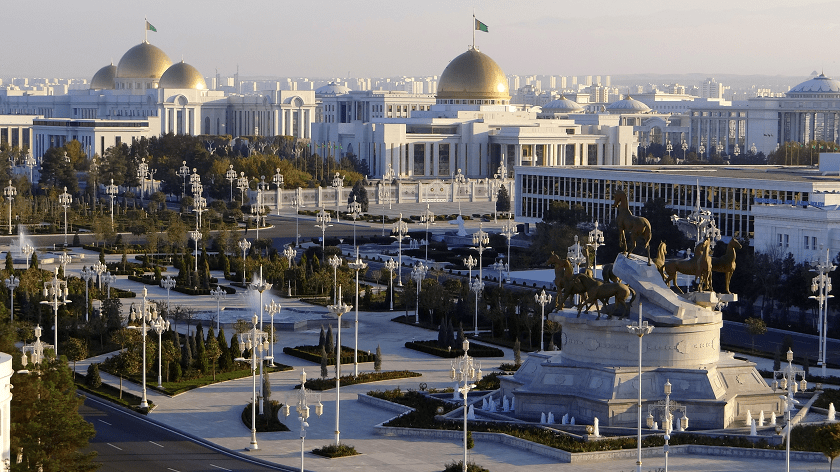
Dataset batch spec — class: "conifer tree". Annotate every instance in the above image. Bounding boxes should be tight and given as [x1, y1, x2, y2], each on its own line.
[319, 325, 326, 348]
[86, 363, 102, 388]
[374, 345, 382, 372]
[217, 328, 231, 371]
[320, 345, 329, 379]
[326, 325, 335, 354]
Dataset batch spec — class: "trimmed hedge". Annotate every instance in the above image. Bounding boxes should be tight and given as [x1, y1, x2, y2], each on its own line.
[241, 401, 290, 432]
[298, 370, 421, 391]
[405, 340, 504, 358]
[311, 443, 359, 458]
[283, 345, 375, 365]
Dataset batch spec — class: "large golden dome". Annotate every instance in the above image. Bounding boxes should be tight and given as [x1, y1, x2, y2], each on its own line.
[116, 41, 172, 79]
[159, 61, 207, 89]
[90, 63, 117, 90]
[436, 48, 509, 103]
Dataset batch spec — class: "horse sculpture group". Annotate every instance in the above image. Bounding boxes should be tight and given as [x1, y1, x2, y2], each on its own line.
[546, 185, 741, 318]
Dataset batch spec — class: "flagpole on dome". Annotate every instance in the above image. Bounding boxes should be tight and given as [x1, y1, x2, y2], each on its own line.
[472, 11, 476, 51]
[145, 17, 148, 43]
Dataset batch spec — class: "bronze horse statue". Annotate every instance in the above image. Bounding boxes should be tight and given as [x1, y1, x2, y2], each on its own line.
[651, 241, 668, 282]
[663, 241, 706, 294]
[568, 274, 636, 319]
[711, 238, 742, 294]
[695, 239, 713, 292]
[547, 252, 573, 310]
[612, 188, 652, 265]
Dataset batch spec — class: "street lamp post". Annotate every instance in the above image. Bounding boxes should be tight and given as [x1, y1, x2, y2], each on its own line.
[106, 179, 119, 228]
[809, 247, 835, 377]
[4, 180, 16, 235]
[5, 275, 18, 322]
[316, 208, 332, 254]
[348, 248, 367, 376]
[210, 285, 226, 332]
[272, 168, 284, 215]
[470, 276, 484, 336]
[383, 164, 395, 210]
[646, 380, 688, 472]
[681, 141, 688, 160]
[450, 339, 481, 472]
[21, 245, 34, 270]
[385, 257, 397, 311]
[328, 254, 342, 304]
[626, 302, 654, 472]
[773, 348, 807, 472]
[327, 286, 352, 445]
[234, 314, 271, 451]
[224, 165, 237, 202]
[567, 235, 586, 275]
[58, 252, 71, 277]
[411, 262, 428, 324]
[189, 230, 201, 274]
[463, 255, 477, 281]
[472, 223, 489, 282]
[178, 161, 191, 201]
[59, 186, 72, 246]
[149, 313, 169, 388]
[102, 272, 116, 299]
[238, 239, 251, 285]
[264, 300, 281, 367]
[283, 369, 323, 472]
[292, 192, 304, 247]
[420, 204, 435, 263]
[331, 172, 343, 223]
[491, 260, 507, 288]
[588, 221, 604, 270]
[534, 289, 552, 351]
[160, 275, 176, 310]
[92, 260, 106, 291]
[393, 214, 409, 286]
[237, 172, 249, 208]
[283, 245, 297, 297]
[250, 266, 273, 414]
[128, 287, 154, 408]
[500, 216, 515, 282]
[80, 266, 94, 321]
[348, 196, 362, 249]
[137, 158, 150, 198]
[453, 168, 466, 216]
[492, 165, 505, 223]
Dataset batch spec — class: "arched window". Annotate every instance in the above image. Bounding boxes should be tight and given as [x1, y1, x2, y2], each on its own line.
[204, 117, 210, 135]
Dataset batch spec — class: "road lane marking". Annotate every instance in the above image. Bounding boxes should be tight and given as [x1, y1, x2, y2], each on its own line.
[149, 441, 164, 448]
[209, 465, 231, 471]
[166, 468, 181, 472]
[98, 420, 112, 426]
[106, 443, 122, 450]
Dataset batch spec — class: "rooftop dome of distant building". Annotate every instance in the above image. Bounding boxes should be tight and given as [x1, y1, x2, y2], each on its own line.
[90, 63, 117, 90]
[159, 61, 207, 89]
[605, 96, 651, 113]
[542, 95, 584, 112]
[787, 73, 840, 96]
[315, 82, 351, 95]
[116, 41, 172, 79]
[436, 47, 509, 104]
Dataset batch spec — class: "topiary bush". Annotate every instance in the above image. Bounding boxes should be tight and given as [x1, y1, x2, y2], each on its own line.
[311, 443, 359, 458]
[86, 363, 102, 388]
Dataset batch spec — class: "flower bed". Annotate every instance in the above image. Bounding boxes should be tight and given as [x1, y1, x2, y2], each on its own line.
[283, 345, 375, 365]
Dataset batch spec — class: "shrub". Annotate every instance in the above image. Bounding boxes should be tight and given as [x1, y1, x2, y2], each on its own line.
[404, 340, 504, 358]
[311, 443, 359, 458]
[374, 345, 382, 372]
[86, 363, 102, 388]
[241, 400, 290, 432]
[443, 461, 489, 472]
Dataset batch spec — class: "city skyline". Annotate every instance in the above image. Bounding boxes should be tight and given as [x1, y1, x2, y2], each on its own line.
[5, 0, 840, 80]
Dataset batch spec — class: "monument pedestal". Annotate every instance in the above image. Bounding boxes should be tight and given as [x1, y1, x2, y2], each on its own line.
[500, 255, 782, 429]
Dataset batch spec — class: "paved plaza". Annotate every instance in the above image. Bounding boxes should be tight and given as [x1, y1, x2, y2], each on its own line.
[15, 214, 835, 472]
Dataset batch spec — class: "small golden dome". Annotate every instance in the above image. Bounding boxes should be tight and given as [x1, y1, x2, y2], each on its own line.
[90, 64, 117, 90]
[159, 61, 207, 89]
[436, 48, 509, 102]
[116, 41, 172, 79]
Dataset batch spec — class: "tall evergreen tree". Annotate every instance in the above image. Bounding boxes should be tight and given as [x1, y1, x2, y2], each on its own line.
[217, 328, 231, 371]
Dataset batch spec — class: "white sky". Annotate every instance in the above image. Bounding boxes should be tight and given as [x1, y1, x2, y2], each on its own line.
[5, 0, 840, 80]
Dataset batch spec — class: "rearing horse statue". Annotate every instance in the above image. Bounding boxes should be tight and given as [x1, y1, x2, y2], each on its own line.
[612, 188, 652, 265]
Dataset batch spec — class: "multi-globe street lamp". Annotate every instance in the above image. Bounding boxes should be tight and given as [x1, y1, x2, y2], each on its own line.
[59, 186, 72, 246]
[450, 339, 481, 472]
[331, 172, 344, 223]
[102, 272, 117, 299]
[234, 315, 271, 451]
[189, 230, 201, 274]
[160, 275, 176, 310]
[4, 180, 16, 235]
[382, 163, 395, 210]
[472, 223, 489, 282]
[491, 260, 507, 288]
[470, 276, 484, 336]
[237, 172, 249, 208]
[284, 245, 297, 296]
[500, 216, 516, 282]
[283, 369, 323, 472]
[328, 255, 342, 304]
[534, 289, 552, 351]
[348, 249, 367, 376]
[315, 208, 332, 254]
[128, 287, 155, 408]
[419, 204, 435, 263]
[384, 257, 397, 311]
[646, 380, 688, 472]
[250, 266, 273, 414]
[272, 168, 284, 215]
[149, 313, 169, 388]
[224, 164, 237, 202]
[291, 193, 304, 247]
[106, 179, 119, 228]
[626, 302, 654, 472]
[567, 235, 586, 275]
[92, 260, 106, 290]
[327, 286, 352, 445]
[393, 214, 409, 286]
[58, 252, 71, 277]
[453, 168, 466, 216]
[178, 160, 191, 201]
[463, 255, 477, 281]
[773, 348, 807, 472]
[588, 221, 604, 270]
[21, 244, 33, 270]
[80, 266, 94, 321]
[210, 285, 226, 332]
[5, 275, 18, 322]
[348, 195, 362, 248]
[264, 300, 281, 367]
[238, 238, 251, 285]
[809, 247, 835, 377]
[411, 262, 428, 324]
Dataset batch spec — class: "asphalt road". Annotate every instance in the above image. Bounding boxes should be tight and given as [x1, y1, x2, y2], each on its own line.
[80, 395, 293, 472]
[721, 320, 840, 367]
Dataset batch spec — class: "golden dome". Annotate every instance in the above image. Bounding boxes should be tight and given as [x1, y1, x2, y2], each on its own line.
[436, 48, 509, 102]
[116, 41, 172, 79]
[159, 61, 207, 89]
[90, 63, 117, 90]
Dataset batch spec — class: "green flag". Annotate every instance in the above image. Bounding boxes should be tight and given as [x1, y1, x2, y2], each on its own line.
[146, 20, 157, 32]
[475, 18, 489, 32]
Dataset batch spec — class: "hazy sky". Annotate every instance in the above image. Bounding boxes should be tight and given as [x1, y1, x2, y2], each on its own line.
[5, 0, 840, 80]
